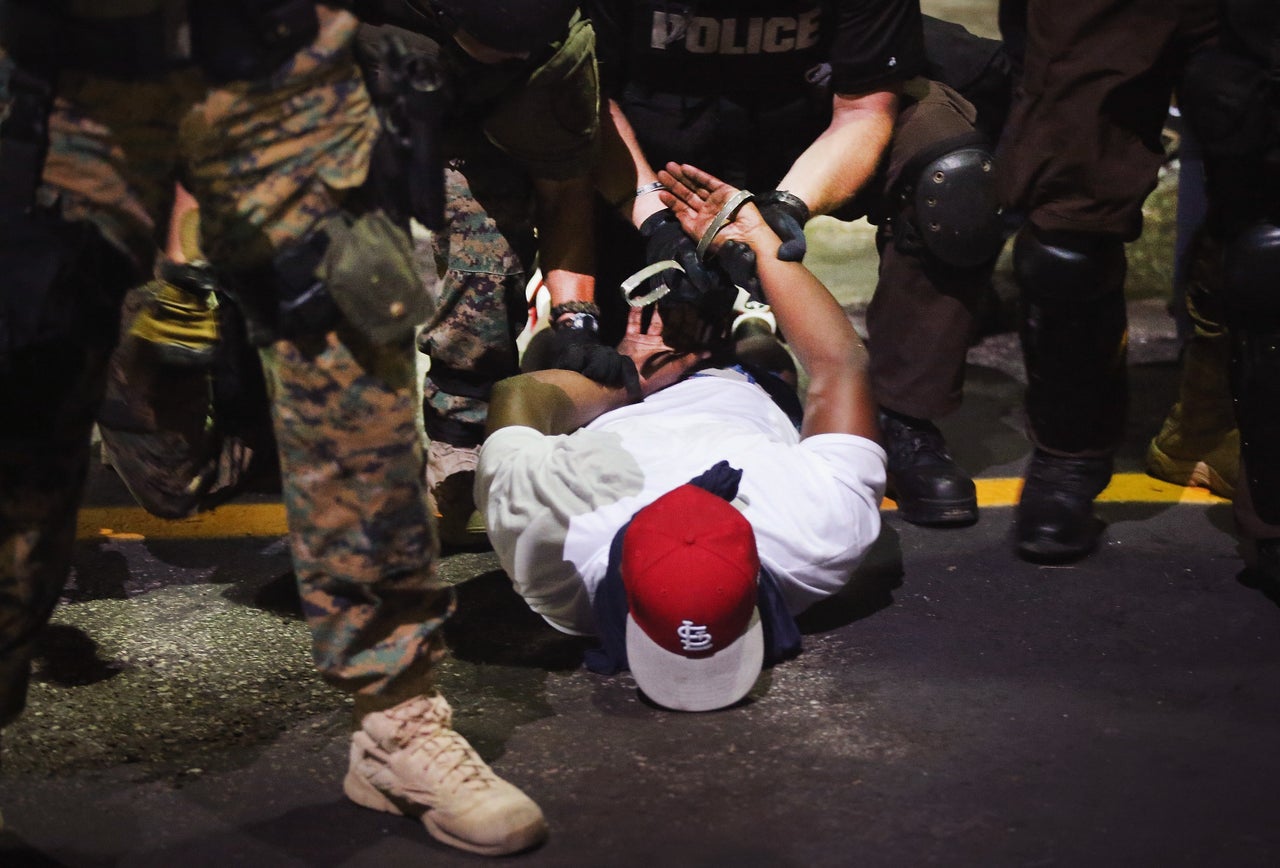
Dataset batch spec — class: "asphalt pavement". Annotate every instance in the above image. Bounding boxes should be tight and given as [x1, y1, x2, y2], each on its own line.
[4, 1, 1277, 851]
[3, 287, 1279, 867]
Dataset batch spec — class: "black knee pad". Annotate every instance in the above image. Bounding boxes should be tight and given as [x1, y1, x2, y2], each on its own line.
[893, 136, 1005, 269]
[1013, 226, 1126, 302]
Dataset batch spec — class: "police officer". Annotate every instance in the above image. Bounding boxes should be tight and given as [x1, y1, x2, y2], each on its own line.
[353, 0, 605, 548]
[589, 0, 1006, 529]
[1176, 0, 1280, 591]
[996, 0, 1218, 562]
[0, 1, 550, 854]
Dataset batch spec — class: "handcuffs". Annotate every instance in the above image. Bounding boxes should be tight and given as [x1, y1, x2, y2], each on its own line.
[619, 188, 757, 309]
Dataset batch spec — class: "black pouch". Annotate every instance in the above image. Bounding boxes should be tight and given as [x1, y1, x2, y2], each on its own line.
[231, 209, 430, 345]
[274, 229, 342, 338]
[189, 0, 318, 83]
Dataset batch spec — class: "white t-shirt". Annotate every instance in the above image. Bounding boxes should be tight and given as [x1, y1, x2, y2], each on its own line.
[476, 368, 887, 636]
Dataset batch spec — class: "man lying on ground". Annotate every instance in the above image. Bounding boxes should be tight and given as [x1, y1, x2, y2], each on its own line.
[477, 163, 886, 711]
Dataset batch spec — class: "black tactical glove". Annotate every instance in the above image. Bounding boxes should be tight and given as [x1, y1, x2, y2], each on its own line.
[539, 305, 640, 396]
[714, 240, 764, 306]
[637, 209, 745, 350]
[550, 333, 643, 400]
[549, 330, 631, 384]
[637, 208, 717, 303]
[757, 190, 811, 262]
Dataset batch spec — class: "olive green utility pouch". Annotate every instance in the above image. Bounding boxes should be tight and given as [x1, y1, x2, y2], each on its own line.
[319, 210, 436, 345]
[483, 12, 600, 179]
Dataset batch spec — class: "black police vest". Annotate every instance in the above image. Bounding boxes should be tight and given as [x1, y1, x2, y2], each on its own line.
[620, 0, 831, 99]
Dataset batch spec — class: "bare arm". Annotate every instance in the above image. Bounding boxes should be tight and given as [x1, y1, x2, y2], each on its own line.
[533, 174, 597, 309]
[166, 183, 200, 263]
[596, 99, 669, 227]
[657, 162, 879, 442]
[776, 89, 898, 217]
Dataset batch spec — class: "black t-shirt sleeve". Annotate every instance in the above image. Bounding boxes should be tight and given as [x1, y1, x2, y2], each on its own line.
[827, 0, 926, 94]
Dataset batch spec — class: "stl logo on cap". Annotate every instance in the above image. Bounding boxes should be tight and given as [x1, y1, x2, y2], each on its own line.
[677, 620, 713, 652]
[621, 484, 765, 712]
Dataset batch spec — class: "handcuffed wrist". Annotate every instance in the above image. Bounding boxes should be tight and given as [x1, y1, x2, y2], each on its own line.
[696, 189, 756, 260]
[639, 207, 678, 238]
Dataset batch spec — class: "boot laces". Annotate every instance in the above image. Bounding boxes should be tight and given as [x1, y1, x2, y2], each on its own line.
[882, 414, 951, 465]
[386, 697, 497, 793]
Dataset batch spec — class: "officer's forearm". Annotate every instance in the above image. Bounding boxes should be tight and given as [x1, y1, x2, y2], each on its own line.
[534, 174, 596, 305]
[776, 89, 898, 217]
[597, 100, 667, 227]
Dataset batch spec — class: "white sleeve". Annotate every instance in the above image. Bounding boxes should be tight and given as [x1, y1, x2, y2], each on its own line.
[751, 433, 887, 613]
[476, 426, 645, 635]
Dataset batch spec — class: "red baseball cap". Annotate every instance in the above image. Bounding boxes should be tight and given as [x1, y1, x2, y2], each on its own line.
[622, 484, 763, 712]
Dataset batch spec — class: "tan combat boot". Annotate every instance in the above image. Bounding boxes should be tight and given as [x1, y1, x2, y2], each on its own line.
[426, 441, 487, 548]
[344, 694, 547, 855]
[1146, 320, 1238, 499]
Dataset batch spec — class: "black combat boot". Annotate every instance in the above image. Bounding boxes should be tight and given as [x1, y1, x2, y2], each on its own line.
[879, 409, 978, 527]
[1014, 449, 1113, 563]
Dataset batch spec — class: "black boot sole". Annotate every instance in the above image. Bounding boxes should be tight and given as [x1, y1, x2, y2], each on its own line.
[895, 496, 979, 528]
[1014, 517, 1105, 564]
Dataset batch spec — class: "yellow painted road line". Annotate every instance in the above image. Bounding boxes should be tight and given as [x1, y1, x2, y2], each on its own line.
[882, 471, 1228, 512]
[78, 473, 1227, 542]
[1094, 473, 1228, 505]
[79, 503, 289, 541]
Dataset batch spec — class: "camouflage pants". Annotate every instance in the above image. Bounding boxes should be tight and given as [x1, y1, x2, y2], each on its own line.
[1, 10, 447, 725]
[0, 334, 119, 725]
[418, 157, 537, 448]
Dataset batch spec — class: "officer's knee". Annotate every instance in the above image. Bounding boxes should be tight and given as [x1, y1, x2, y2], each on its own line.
[893, 138, 1004, 269]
